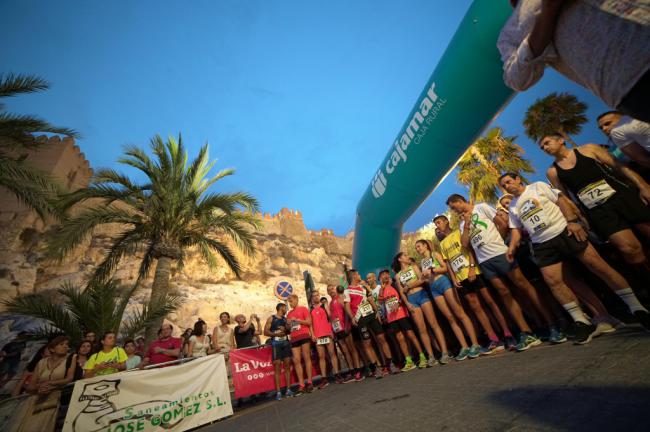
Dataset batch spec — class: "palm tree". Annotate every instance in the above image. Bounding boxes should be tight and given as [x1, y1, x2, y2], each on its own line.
[457, 128, 535, 204]
[0, 73, 78, 219]
[523, 92, 588, 148]
[48, 134, 261, 342]
[2, 278, 181, 344]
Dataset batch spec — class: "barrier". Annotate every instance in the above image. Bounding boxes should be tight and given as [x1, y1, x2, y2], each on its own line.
[352, 0, 515, 275]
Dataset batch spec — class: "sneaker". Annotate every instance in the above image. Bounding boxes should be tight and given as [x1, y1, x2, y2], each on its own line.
[468, 344, 482, 359]
[294, 386, 305, 396]
[439, 352, 452, 365]
[389, 362, 401, 374]
[483, 340, 501, 355]
[549, 327, 568, 344]
[516, 333, 541, 352]
[306, 383, 314, 393]
[417, 354, 428, 369]
[574, 321, 597, 345]
[342, 374, 354, 384]
[504, 335, 518, 351]
[401, 359, 417, 372]
[285, 388, 295, 397]
[317, 380, 329, 390]
[592, 321, 616, 338]
[354, 371, 365, 382]
[334, 375, 344, 384]
[275, 391, 283, 401]
[381, 366, 390, 376]
[427, 356, 438, 367]
[634, 310, 650, 332]
[456, 347, 470, 361]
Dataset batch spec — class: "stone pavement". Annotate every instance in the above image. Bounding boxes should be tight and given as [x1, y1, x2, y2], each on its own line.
[204, 327, 650, 432]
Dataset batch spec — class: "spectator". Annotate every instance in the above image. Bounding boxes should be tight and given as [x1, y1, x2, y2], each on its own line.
[141, 324, 181, 368]
[212, 312, 235, 353]
[498, 0, 650, 122]
[84, 330, 101, 352]
[0, 331, 28, 388]
[123, 340, 142, 370]
[12, 344, 50, 397]
[188, 320, 212, 357]
[181, 328, 193, 358]
[73, 340, 93, 381]
[84, 331, 127, 377]
[234, 314, 261, 349]
[598, 111, 650, 170]
[18, 336, 76, 432]
[135, 337, 146, 357]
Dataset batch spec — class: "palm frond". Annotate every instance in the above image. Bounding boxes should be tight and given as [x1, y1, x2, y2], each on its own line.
[0, 73, 49, 98]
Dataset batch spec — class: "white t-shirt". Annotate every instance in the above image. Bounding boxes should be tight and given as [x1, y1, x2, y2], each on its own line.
[459, 203, 508, 264]
[610, 116, 650, 152]
[508, 182, 567, 244]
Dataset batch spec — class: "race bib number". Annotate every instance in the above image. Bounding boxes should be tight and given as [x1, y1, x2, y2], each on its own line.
[316, 336, 331, 345]
[290, 321, 301, 332]
[273, 336, 288, 342]
[470, 230, 485, 248]
[578, 179, 616, 209]
[359, 302, 374, 317]
[399, 269, 416, 285]
[421, 258, 434, 271]
[450, 254, 469, 273]
[519, 199, 549, 235]
[332, 318, 342, 333]
[385, 297, 400, 314]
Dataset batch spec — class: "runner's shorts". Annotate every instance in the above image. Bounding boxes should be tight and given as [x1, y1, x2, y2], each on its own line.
[429, 275, 453, 298]
[530, 228, 588, 268]
[388, 317, 413, 333]
[290, 337, 311, 348]
[353, 314, 384, 341]
[272, 339, 292, 361]
[334, 330, 349, 341]
[584, 191, 650, 239]
[458, 274, 487, 297]
[480, 254, 519, 280]
[407, 289, 431, 307]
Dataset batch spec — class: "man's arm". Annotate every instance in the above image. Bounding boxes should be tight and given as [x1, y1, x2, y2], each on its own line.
[528, 0, 565, 58]
[460, 216, 472, 249]
[621, 143, 650, 168]
[506, 228, 522, 262]
[263, 316, 274, 337]
[587, 144, 650, 203]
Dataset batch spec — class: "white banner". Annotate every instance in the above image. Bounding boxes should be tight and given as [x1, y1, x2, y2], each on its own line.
[62, 355, 233, 432]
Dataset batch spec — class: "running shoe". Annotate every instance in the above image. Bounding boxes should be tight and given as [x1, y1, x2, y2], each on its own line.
[275, 391, 283, 401]
[504, 335, 518, 351]
[515, 333, 541, 352]
[335, 375, 344, 384]
[381, 366, 391, 376]
[401, 358, 417, 372]
[417, 353, 428, 369]
[354, 371, 365, 382]
[342, 374, 354, 384]
[592, 321, 616, 338]
[468, 344, 482, 359]
[439, 352, 452, 365]
[482, 340, 499, 355]
[549, 327, 568, 344]
[634, 310, 650, 332]
[427, 356, 438, 367]
[574, 321, 597, 345]
[306, 383, 314, 393]
[389, 362, 401, 374]
[285, 388, 295, 397]
[294, 386, 305, 396]
[456, 347, 470, 361]
[317, 380, 329, 390]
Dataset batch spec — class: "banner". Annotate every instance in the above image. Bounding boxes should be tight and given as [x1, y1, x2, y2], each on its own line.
[230, 346, 319, 399]
[63, 355, 232, 432]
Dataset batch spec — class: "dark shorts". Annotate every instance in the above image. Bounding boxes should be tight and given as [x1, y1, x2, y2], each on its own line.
[388, 317, 412, 333]
[531, 229, 589, 268]
[334, 330, 349, 341]
[290, 337, 311, 348]
[480, 254, 519, 280]
[271, 339, 292, 361]
[458, 273, 488, 296]
[352, 314, 384, 341]
[585, 191, 650, 239]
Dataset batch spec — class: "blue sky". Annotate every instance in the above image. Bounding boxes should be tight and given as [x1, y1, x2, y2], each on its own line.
[1, 0, 610, 235]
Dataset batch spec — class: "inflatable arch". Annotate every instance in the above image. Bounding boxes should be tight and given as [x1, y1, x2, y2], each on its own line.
[352, 0, 515, 275]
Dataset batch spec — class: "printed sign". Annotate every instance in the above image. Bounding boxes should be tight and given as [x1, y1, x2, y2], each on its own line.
[62, 355, 232, 432]
[274, 280, 294, 300]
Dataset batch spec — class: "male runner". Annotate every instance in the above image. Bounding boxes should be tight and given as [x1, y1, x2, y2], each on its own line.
[263, 303, 295, 400]
[327, 284, 362, 382]
[499, 173, 650, 338]
[447, 194, 566, 346]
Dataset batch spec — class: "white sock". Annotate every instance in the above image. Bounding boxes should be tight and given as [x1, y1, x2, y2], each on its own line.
[562, 302, 591, 325]
[616, 288, 648, 313]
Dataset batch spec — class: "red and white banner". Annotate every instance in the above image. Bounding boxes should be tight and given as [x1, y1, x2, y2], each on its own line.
[230, 346, 319, 399]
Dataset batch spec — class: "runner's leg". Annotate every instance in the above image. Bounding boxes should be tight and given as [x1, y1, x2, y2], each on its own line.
[273, 360, 282, 392]
[508, 267, 556, 326]
[291, 345, 305, 388]
[326, 341, 340, 374]
[478, 287, 513, 337]
[316, 344, 328, 378]
[420, 301, 449, 354]
[465, 292, 499, 341]
[409, 307, 434, 357]
[434, 296, 468, 348]
[300, 342, 313, 386]
[488, 276, 532, 333]
[444, 290, 479, 346]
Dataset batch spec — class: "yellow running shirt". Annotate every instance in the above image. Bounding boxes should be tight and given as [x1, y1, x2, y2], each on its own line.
[439, 230, 481, 282]
[84, 347, 128, 376]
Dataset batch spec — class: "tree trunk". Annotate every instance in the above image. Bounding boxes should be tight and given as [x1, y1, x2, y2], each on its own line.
[144, 256, 173, 344]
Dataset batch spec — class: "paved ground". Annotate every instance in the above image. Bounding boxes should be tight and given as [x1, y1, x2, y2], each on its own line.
[205, 327, 650, 432]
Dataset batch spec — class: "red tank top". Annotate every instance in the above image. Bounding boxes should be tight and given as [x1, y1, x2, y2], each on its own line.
[311, 306, 333, 338]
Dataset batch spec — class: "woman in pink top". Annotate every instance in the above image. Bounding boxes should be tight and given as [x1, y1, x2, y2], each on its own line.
[310, 291, 343, 388]
[287, 294, 313, 393]
[327, 285, 361, 382]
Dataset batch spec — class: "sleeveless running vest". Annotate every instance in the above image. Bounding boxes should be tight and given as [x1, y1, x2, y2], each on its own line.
[270, 315, 287, 340]
[398, 265, 418, 289]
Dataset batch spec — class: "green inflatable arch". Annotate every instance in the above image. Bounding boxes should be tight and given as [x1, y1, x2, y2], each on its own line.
[352, 0, 515, 276]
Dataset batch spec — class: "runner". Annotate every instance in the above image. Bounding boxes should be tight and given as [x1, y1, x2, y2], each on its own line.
[540, 134, 650, 274]
[415, 239, 491, 355]
[377, 269, 426, 372]
[310, 291, 343, 388]
[447, 194, 566, 347]
[344, 269, 393, 378]
[287, 294, 314, 394]
[263, 303, 295, 400]
[327, 284, 361, 382]
[499, 173, 650, 339]
[392, 253, 447, 365]
[435, 214, 515, 350]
